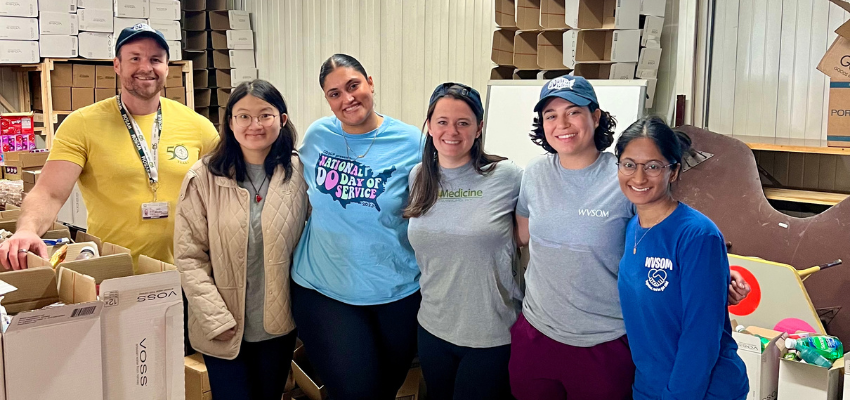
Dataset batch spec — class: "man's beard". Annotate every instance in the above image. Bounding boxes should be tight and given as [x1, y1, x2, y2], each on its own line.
[122, 76, 163, 100]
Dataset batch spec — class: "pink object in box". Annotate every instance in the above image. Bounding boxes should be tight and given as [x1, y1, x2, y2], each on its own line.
[1, 136, 10, 153]
[14, 135, 23, 151]
[27, 133, 35, 150]
[0, 114, 34, 137]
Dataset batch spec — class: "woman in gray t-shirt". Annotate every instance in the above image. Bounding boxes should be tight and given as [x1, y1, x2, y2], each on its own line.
[406, 82, 522, 400]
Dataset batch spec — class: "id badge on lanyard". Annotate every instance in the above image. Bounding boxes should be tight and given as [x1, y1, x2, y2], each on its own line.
[117, 94, 168, 220]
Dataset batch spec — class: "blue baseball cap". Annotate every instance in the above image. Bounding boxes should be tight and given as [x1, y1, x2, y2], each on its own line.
[115, 23, 170, 59]
[533, 75, 598, 113]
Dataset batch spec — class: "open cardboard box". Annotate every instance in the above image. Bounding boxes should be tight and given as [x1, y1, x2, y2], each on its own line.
[514, 31, 540, 70]
[516, 0, 542, 30]
[495, 0, 517, 28]
[537, 31, 569, 70]
[816, 0, 850, 146]
[731, 321, 782, 400]
[777, 354, 844, 400]
[573, 62, 636, 79]
[291, 344, 328, 400]
[563, 29, 641, 68]
[0, 220, 71, 249]
[565, 0, 639, 30]
[540, 0, 569, 30]
[185, 353, 212, 400]
[492, 29, 516, 66]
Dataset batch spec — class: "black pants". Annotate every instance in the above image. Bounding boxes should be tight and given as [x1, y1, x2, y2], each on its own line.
[203, 330, 298, 400]
[291, 282, 420, 400]
[418, 324, 514, 400]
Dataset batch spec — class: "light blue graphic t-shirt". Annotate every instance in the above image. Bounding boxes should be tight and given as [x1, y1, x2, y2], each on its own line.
[292, 115, 423, 305]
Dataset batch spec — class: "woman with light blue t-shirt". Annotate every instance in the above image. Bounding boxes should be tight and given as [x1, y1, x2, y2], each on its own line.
[289, 54, 423, 400]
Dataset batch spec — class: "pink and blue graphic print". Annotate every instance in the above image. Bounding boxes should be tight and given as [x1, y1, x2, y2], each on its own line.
[315, 152, 395, 211]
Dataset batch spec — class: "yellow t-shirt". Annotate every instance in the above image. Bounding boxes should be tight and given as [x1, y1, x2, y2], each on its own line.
[49, 97, 219, 266]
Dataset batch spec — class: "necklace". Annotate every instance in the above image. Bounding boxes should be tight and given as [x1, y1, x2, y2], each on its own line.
[343, 126, 379, 159]
[245, 173, 268, 203]
[633, 203, 677, 254]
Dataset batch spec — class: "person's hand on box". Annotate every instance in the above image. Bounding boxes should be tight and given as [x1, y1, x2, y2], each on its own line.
[0, 230, 47, 270]
[728, 269, 751, 306]
[214, 327, 237, 341]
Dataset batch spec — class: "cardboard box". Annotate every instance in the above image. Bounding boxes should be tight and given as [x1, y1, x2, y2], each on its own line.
[78, 7, 113, 32]
[513, 69, 539, 79]
[637, 46, 662, 71]
[212, 49, 256, 69]
[224, 68, 256, 87]
[194, 88, 211, 107]
[216, 88, 231, 106]
[209, 10, 251, 31]
[291, 345, 328, 400]
[183, 30, 207, 50]
[113, 17, 148, 37]
[39, 12, 79, 36]
[21, 167, 39, 184]
[72, 87, 95, 110]
[95, 87, 116, 102]
[515, 0, 542, 30]
[150, 0, 180, 20]
[182, 0, 207, 11]
[540, 0, 569, 29]
[573, 62, 636, 79]
[494, 0, 517, 28]
[195, 106, 210, 119]
[828, 81, 850, 147]
[148, 19, 181, 40]
[640, 15, 663, 47]
[818, 36, 850, 82]
[0, 0, 37, 17]
[78, 0, 114, 9]
[115, 0, 151, 18]
[205, 0, 228, 10]
[192, 69, 208, 88]
[566, 0, 640, 30]
[563, 29, 641, 68]
[183, 11, 207, 31]
[844, 353, 850, 399]
[166, 65, 182, 87]
[492, 29, 515, 66]
[73, 64, 96, 87]
[166, 86, 186, 104]
[640, 0, 665, 17]
[0, 16, 39, 40]
[52, 63, 73, 86]
[212, 107, 224, 125]
[79, 31, 113, 59]
[3, 150, 49, 181]
[513, 31, 539, 70]
[0, 40, 39, 63]
[537, 30, 568, 70]
[211, 29, 254, 50]
[52, 86, 72, 111]
[396, 367, 426, 400]
[0, 208, 21, 222]
[40, 0, 76, 13]
[777, 356, 843, 400]
[95, 65, 116, 88]
[185, 50, 208, 69]
[166, 40, 181, 60]
[645, 78, 657, 108]
[185, 353, 212, 400]
[733, 328, 781, 400]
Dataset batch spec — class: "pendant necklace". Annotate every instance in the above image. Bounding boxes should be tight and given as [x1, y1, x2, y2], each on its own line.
[246, 173, 268, 203]
[633, 203, 677, 254]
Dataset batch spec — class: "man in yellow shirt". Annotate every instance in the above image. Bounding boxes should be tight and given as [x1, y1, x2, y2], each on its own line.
[0, 24, 218, 270]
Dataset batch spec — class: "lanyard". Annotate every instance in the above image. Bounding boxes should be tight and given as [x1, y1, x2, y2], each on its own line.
[117, 93, 163, 200]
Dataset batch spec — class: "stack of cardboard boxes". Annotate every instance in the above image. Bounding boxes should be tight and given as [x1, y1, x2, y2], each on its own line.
[0, 114, 37, 164]
[51, 62, 118, 112]
[3, 150, 48, 194]
[162, 64, 187, 104]
[182, 0, 257, 130]
[491, 0, 662, 109]
[816, 0, 850, 147]
[0, 0, 183, 64]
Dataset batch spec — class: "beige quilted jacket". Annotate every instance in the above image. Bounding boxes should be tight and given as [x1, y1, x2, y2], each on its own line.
[174, 155, 308, 360]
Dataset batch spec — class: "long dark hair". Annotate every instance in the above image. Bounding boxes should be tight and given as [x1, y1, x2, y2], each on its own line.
[615, 116, 692, 167]
[529, 102, 617, 153]
[207, 79, 297, 182]
[319, 54, 369, 88]
[404, 90, 506, 219]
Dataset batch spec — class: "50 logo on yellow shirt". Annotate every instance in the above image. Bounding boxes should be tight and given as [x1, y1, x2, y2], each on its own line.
[167, 145, 190, 163]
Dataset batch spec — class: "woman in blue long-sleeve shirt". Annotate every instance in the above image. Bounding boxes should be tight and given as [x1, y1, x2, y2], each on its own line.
[614, 116, 748, 400]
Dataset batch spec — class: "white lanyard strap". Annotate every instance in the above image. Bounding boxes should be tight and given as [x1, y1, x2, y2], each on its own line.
[117, 94, 162, 192]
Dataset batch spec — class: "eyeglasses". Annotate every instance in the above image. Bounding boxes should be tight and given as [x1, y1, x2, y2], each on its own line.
[616, 161, 675, 177]
[232, 113, 279, 128]
[429, 82, 484, 116]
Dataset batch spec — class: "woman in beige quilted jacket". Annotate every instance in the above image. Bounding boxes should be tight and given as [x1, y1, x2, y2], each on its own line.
[174, 79, 308, 400]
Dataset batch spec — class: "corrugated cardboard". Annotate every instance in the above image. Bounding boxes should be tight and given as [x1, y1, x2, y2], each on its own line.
[52, 86, 72, 111]
[148, 19, 181, 41]
[166, 65, 183, 87]
[79, 32, 114, 59]
[396, 368, 426, 400]
[150, 0, 181, 20]
[113, 17, 148, 37]
[563, 29, 641, 68]
[22, 168, 39, 184]
[216, 88, 231, 106]
[211, 29, 255, 50]
[182, 0, 207, 12]
[195, 88, 211, 107]
[777, 357, 843, 400]
[183, 11, 207, 31]
[0, 267, 60, 314]
[0, 40, 39, 64]
[491, 66, 515, 79]
[217, 68, 257, 88]
[0, 16, 39, 40]
[492, 29, 516, 66]
[165, 87, 186, 104]
[78, 0, 113, 9]
[540, 0, 569, 30]
[95, 65, 116, 88]
[185, 353, 212, 400]
[640, 15, 663, 46]
[0, 209, 22, 221]
[537, 31, 567, 70]
[40, 0, 75, 13]
[184, 30, 207, 50]
[193, 69, 209, 88]
[136, 255, 177, 275]
[52, 63, 73, 87]
[495, 0, 517, 28]
[516, 0, 542, 30]
[573, 62, 636, 79]
[566, 0, 640, 30]
[3, 151, 49, 182]
[209, 10, 251, 30]
[185, 50, 208, 69]
[95, 88, 116, 102]
[78, 7, 113, 32]
[0, 0, 37, 17]
[292, 345, 328, 400]
[205, 0, 228, 10]
[39, 34, 79, 58]
[72, 87, 95, 110]
[166, 40, 182, 60]
[39, 11, 79, 35]
[637, 46, 662, 72]
[73, 64, 96, 87]
[640, 0, 665, 17]
[212, 49, 256, 69]
[733, 327, 781, 400]
[513, 69, 539, 79]
[513, 31, 539, 70]
[57, 266, 98, 304]
[817, 36, 850, 81]
[115, 0, 151, 18]
[195, 107, 210, 119]
[827, 81, 850, 147]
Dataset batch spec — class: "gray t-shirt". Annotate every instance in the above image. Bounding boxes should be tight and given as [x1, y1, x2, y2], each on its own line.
[239, 163, 278, 342]
[408, 160, 524, 348]
[517, 152, 634, 347]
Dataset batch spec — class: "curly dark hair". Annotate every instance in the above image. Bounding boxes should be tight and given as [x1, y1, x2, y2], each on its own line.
[529, 103, 617, 153]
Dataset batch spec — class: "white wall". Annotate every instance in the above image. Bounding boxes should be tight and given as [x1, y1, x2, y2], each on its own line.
[245, 0, 496, 133]
[707, 0, 850, 139]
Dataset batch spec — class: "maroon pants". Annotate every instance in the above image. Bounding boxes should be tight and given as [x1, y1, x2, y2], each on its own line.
[508, 313, 635, 400]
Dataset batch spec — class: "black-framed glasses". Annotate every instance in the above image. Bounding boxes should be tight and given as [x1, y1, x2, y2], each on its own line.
[616, 161, 675, 177]
[429, 82, 483, 116]
[232, 113, 280, 128]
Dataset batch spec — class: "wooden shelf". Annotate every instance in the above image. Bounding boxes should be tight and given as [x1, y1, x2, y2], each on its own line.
[732, 135, 850, 156]
[764, 188, 849, 206]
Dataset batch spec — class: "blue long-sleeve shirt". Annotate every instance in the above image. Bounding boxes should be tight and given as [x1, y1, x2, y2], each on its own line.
[619, 203, 748, 400]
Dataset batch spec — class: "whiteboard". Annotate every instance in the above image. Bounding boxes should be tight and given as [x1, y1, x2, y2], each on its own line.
[482, 79, 648, 168]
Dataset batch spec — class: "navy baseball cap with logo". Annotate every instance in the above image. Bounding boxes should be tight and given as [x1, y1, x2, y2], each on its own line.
[533, 75, 599, 113]
[115, 23, 170, 59]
